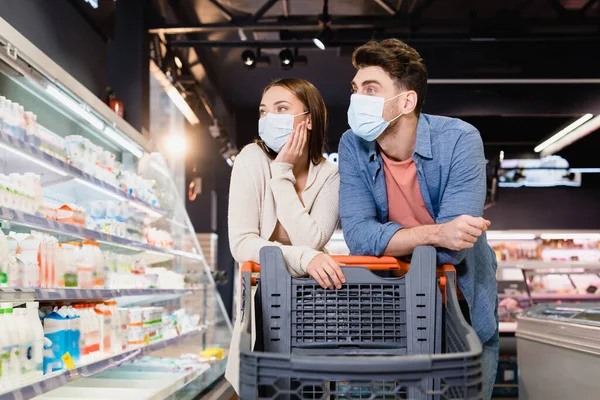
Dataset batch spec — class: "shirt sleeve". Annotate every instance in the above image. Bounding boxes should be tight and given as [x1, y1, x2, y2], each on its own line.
[269, 162, 340, 250]
[435, 130, 487, 265]
[338, 134, 402, 256]
[228, 148, 320, 276]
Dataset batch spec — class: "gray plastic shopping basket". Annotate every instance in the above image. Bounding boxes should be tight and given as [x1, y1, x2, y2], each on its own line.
[238, 246, 483, 399]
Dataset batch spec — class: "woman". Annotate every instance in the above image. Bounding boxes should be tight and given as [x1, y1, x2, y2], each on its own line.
[225, 78, 344, 392]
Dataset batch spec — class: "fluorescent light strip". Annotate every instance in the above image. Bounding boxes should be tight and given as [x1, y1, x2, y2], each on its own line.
[486, 233, 537, 240]
[0, 142, 69, 177]
[540, 233, 600, 241]
[46, 85, 104, 131]
[570, 168, 600, 173]
[534, 114, 594, 153]
[103, 126, 144, 158]
[541, 114, 600, 156]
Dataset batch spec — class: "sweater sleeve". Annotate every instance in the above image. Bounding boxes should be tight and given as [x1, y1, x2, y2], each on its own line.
[228, 148, 320, 276]
[269, 162, 340, 250]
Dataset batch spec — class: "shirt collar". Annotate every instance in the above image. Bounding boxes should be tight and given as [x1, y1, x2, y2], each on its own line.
[367, 114, 433, 161]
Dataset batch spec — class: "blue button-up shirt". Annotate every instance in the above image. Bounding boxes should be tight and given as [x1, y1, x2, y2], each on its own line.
[338, 113, 498, 344]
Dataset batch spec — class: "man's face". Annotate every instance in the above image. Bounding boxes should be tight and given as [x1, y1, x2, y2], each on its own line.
[351, 66, 403, 124]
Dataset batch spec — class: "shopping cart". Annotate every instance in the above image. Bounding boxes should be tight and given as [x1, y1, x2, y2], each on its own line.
[238, 246, 483, 400]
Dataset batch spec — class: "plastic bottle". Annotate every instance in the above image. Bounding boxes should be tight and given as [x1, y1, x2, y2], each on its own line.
[26, 302, 44, 379]
[105, 300, 119, 353]
[66, 306, 81, 363]
[0, 308, 11, 388]
[14, 308, 33, 378]
[43, 307, 69, 373]
[11, 103, 23, 140]
[0, 96, 5, 130]
[94, 303, 112, 354]
[1, 304, 21, 381]
[2, 99, 12, 135]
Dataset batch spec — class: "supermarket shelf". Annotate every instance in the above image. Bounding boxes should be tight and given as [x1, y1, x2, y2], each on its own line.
[499, 292, 600, 301]
[0, 287, 194, 302]
[498, 260, 600, 270]
[0, 130, 166, 217]
[0, 206, 205, 262]
[499, 322, 518, 333]
[0, 327, 206, 400]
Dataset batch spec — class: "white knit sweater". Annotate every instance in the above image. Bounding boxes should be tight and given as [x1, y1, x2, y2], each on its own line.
[228, 143, 340, 276]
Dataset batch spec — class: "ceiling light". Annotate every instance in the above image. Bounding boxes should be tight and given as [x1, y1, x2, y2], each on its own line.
[241, 50, 256, 68]
[534, 114, 594, 153]
[174, 56, 183, 69]
[539, 114, 600, 156]
[164, 134, 187, 156]
[486, 232, 537, 241]
[279, 49, 294, 70]
[313, 27, 333, 51]
[540, 233, 600, 241]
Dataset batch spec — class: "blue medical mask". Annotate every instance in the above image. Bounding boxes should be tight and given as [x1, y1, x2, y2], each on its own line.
[347, 92, 406, 141]
[258, 111, 308, 152]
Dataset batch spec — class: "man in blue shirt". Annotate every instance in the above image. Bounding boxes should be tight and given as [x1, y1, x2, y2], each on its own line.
[339, 39, 499, 399]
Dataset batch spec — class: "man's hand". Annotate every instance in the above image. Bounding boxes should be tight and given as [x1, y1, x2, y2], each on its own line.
[274, 121, 307, 166]
[435, 215, 491, 251]
[306, 253, 346, 289]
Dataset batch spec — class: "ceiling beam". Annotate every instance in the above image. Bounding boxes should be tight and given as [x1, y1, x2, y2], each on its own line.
[252, 0, 280, 21]
[208, 0, 235, 21]
[149, 15, 600, 34]
[373, 0, 396, 15]
[168, 35, 600, 48]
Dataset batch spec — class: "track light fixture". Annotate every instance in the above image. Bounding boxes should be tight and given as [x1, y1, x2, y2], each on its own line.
[313, 27, 334, 50]
[241, 49, 271, 69]
[241, 49, 256, 68]
[279, 48, 294, 70]
[313, 0, 332, 50]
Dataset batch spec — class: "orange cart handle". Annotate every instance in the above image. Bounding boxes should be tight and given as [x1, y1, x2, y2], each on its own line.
[241, 258, 456, 304]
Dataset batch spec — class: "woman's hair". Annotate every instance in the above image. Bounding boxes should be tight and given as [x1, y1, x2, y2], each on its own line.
[256, 78, 327, 165]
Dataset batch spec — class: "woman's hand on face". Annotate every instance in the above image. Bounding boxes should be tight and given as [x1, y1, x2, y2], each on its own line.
[274, 121, 307, 165]
[306, 253, 346, 290]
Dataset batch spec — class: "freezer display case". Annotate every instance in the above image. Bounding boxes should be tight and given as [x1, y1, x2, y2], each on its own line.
[0, 16, 231, 400]
[517, 303, 600, 400]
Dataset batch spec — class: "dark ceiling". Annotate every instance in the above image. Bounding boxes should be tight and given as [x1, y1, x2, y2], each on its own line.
[148, 0, 600, 164]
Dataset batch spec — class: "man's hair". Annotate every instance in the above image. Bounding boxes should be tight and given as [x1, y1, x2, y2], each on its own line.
[352, 39, 428, 115]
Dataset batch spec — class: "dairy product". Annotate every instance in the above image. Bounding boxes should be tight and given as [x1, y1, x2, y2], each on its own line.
[26, 302, 44, 378]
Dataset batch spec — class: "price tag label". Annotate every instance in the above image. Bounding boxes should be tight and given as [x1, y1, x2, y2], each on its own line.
[144, 335, 150, 345]
[62, 352, 76, 371]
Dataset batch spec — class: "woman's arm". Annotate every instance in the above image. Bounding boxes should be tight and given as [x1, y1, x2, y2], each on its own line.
[269, 162, 340, 250]
[228, 146, 320, 276]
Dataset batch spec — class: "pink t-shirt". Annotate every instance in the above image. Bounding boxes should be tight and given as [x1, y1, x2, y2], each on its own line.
[381, 151, 434, 228]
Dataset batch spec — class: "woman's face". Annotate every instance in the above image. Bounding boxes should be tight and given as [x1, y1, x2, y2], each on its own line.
[259, 85, 312, 130]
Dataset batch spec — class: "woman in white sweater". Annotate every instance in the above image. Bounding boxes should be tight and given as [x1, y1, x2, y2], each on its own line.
[226, 78, 343, 392]
[228, 77, 344, 287]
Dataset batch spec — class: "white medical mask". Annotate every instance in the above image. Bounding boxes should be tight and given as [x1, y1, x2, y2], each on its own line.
[258, 111, 308, 152]
[347, 92, 407, 141]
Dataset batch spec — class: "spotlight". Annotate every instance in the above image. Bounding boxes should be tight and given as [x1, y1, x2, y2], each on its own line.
[279, 48, 294, 70]
[313, 27, 334, 50]
[241, 49, 256, 68]
[174, 56, 183, 69]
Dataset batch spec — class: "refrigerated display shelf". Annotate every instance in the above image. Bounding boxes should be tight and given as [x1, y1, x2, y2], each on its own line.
[0, 130, 166, 217]
[0, 327, 207, 400]
[0, 287, 194, 302]
[0, 206, 205, 262]
[498, 260, 600, 270]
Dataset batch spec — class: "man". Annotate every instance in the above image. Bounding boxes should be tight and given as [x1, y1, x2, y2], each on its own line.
[338, 39, 498, 399]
